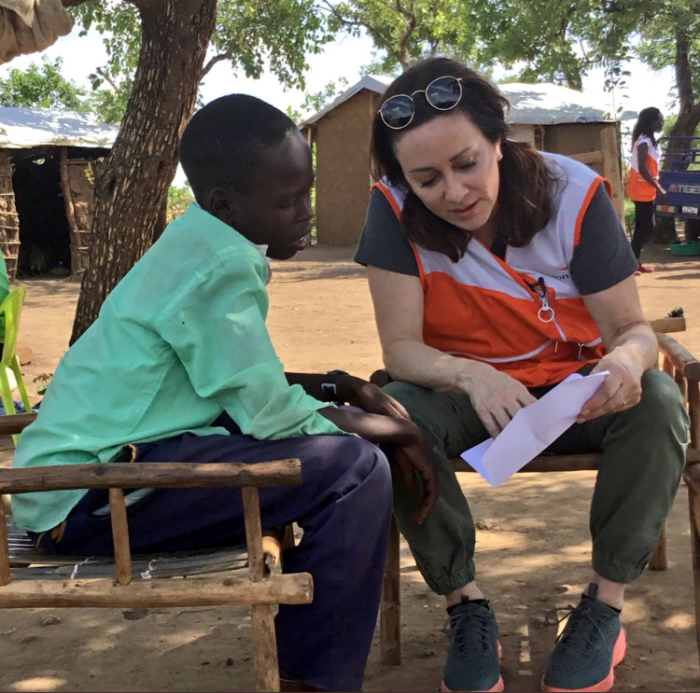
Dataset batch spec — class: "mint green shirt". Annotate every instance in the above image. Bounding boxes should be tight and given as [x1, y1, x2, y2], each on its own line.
[12, 204, 342, 532]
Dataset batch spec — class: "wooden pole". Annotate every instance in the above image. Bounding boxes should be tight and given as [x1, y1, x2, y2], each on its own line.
[0, 496, 11, 586]
[59, 147, 82, 281]
[663, 356, 674, 378]
[108, 489, 132, 586]
[452, 453, 600, 474]
[687, 479, 700, 669]
[689, 380, 700, 453]
[380, 516, 401, 665]
[0, 572, 313, 608]
[648, 523, 668, 571]
[601, 124, 625, 225]
[658, 334, 700, 381]
[675, 369, 688, 401]
[0, 459, 302, 494]
[243, 487, 281, 693]
[649, 316, 686, 334]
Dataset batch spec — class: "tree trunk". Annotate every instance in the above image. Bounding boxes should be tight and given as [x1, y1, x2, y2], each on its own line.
[70, 0, 217, 344]
[653, 28, 700, 244]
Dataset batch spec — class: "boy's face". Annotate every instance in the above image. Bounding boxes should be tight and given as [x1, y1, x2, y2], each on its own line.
[222, 130, 314, 260]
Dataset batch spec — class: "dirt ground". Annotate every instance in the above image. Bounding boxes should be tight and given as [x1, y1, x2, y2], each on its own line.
[1, 243, 700, 693]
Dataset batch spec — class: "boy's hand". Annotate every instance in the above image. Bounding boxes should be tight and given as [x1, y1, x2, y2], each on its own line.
[336, 374, 410, 419]
[318, 407, 439, 523]
[390, 438, 439, 525]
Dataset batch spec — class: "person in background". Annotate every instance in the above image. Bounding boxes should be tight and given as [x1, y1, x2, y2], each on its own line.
[626, 107, 666, 274]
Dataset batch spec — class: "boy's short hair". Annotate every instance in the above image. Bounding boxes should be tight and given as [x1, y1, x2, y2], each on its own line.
[180, 94, 297, 204]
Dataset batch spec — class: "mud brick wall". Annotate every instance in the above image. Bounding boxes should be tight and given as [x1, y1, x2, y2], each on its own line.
[315, 91, 375, 246]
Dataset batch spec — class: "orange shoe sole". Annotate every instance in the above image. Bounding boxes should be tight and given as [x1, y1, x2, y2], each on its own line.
[540, 628, 627, 693]
[440, 641, 504, 692]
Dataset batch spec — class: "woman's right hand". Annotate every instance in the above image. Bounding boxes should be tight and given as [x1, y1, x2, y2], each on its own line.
[456, 362, 536, 438]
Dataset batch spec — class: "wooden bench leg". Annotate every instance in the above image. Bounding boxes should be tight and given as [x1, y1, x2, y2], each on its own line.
[243, 487, 281, 692]
[688, 480, 700, 669]
[380, 516, 401, 665]
[649, 522, 668, 571]
[251, 604, 280, 692]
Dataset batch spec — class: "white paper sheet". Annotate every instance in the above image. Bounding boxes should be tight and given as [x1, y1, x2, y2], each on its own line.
[460, 371, 608, 488]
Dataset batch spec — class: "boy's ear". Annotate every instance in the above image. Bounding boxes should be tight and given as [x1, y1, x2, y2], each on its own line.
[207, 187, 237, 225]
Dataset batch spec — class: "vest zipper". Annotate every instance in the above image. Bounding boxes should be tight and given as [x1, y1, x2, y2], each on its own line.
[528, 276, 568, 341]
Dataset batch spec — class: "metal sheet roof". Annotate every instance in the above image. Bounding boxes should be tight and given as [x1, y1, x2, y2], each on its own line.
[0, 106, 118, 149]
[302, 75, 626, 127]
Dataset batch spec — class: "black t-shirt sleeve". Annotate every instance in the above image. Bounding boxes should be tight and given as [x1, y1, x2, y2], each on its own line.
[354, 189, 419, 277]
[570, 184, 639, 295]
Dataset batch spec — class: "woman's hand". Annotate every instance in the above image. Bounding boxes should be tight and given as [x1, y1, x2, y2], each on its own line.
[336, 374, 410, 419]
[457, 362, 536, 438]
[578, 275, 657, 423]
[576, 354, 643, 423]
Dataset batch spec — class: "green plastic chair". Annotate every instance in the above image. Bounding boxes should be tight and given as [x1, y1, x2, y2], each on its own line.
[0, 286, 32, 444]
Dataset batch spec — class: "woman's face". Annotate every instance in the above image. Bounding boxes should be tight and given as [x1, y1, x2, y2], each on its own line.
[654, 113, 665, 133]
[393, 110, 502, 239]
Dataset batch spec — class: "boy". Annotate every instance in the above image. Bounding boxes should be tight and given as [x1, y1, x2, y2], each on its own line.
[11, 95, 438, 692]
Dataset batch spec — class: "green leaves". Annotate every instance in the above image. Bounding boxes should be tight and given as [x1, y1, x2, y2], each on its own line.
[208, 0, 331, 89]
[68, 0, 332, 100]
[322, 0, 482, 73]
[0, 56, 87, 110]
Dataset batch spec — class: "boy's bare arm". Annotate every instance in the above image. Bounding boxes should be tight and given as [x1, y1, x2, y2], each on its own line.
[285, 372, 409, 419]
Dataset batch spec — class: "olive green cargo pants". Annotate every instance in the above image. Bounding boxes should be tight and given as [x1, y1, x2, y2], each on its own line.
[385, 369, 688, 593]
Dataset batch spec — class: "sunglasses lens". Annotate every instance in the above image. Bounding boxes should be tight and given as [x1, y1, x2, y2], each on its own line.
[426, 76, 461, 110]
[380, 94, 414, 129]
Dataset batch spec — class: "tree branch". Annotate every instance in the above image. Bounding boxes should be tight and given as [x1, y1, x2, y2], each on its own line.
[319, 0, 396, 56]
[395, 0, 416, 70]
[96, 67, 119, 91]
[61, 0, 99, 7]
[200, 47, 236, 79]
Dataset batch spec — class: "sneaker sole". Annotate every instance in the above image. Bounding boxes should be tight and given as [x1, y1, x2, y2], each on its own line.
[440, 641, 504, 693]
[440, 677, 504, 693]
[540, 627, 627, 693]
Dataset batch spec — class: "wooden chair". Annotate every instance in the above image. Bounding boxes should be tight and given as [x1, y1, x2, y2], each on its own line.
[0, 414, 307, 693]
[377, 316, 700, 667]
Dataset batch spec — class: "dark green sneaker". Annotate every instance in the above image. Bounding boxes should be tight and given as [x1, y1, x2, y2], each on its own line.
[541, 584, 626, 693]
[440, 597, 504, 692]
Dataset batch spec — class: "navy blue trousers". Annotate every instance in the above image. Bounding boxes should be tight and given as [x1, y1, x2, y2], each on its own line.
[36, 426, 393, 691]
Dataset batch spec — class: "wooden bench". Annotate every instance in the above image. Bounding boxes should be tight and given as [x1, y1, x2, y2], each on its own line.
[0, 413, 306, 693]
[377, 316, 700, 667]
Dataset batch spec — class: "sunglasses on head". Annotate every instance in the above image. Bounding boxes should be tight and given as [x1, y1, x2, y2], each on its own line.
[378, 75, 464, 130]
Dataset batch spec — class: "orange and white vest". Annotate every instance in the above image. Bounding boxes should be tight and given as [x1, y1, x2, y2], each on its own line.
[626, 135, 660, 202]
[374, 152, 607, 388]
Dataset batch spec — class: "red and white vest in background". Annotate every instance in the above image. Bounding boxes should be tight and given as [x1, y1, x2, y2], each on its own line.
[374, 152, 608, 388]
[626, 135, 660, 202]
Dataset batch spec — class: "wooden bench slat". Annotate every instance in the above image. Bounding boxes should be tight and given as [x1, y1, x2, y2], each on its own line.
[0, 572, 314, 609]
[0, 460, 302, 494]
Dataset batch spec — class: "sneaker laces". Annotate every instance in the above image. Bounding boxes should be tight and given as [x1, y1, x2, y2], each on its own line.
[545, 601, 610, 657]
[443, 601, 494, 656]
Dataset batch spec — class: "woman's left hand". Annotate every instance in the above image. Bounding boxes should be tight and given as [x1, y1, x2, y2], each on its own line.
[337, 374, 411, 419]
[576, 355, 643, 423]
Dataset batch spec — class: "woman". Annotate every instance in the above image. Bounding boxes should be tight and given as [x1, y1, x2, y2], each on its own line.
[356, 58, 688, 693]
[626, 106, 666, 273]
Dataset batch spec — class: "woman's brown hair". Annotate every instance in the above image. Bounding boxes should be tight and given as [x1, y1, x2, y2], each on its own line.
[371, 57, 556, 262]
